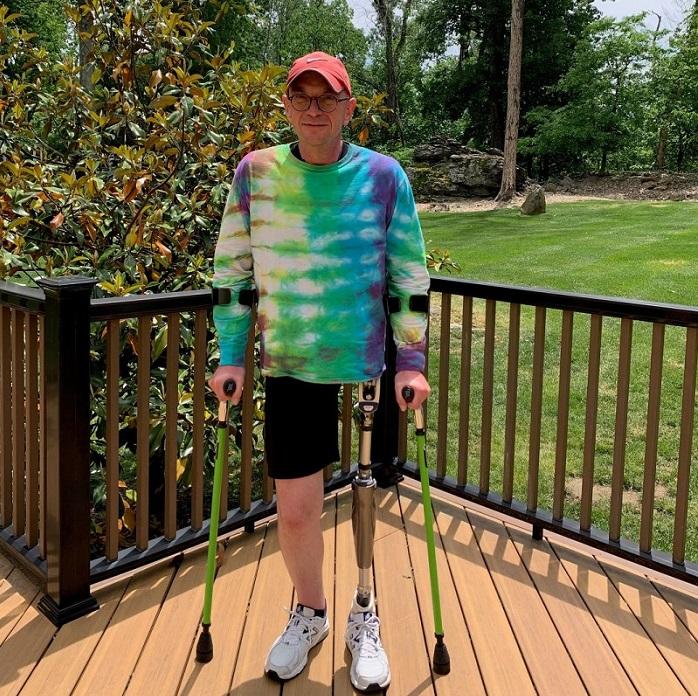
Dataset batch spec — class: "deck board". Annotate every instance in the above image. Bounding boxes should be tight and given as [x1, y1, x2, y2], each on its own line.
[468, 508, 587, 695]
[228, 519, 289, 696]
[124, 553, 211, 695]
[506, 523, 637, 695]
[551, 540, 689, 695]
[1, 485, 698, 696]
[398, 485, 485, 696]
[433, 498, 537, 695]
[652, 580, 698, 642]
[20, 585, 124, 696]
[73, 564, 177, 696]
[602, 562, 698, 694]
[177, 527, 265, 695]
[374, 488, 436, 696]
[0, 569, 39, 648]
[0, 594, 56, 696]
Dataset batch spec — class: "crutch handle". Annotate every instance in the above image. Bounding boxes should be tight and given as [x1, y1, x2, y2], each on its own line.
[218, 379, 237, 423]
[401, 386, 424, 430]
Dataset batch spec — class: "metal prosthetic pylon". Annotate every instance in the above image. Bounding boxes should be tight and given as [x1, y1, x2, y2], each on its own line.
[351, 378, 381, 608]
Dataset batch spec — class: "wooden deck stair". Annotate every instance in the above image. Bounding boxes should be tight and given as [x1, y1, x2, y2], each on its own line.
[1, 482, 698, 696]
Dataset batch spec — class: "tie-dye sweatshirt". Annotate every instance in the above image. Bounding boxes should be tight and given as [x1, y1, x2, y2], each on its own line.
[212, 141, 429, 384]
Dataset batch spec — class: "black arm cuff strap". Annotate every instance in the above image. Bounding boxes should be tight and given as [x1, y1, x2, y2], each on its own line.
[386, 294, 429, 314]
[212, 287, 258, 307]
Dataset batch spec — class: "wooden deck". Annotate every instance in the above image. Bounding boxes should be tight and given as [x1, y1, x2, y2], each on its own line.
[2, 481, 698, 696]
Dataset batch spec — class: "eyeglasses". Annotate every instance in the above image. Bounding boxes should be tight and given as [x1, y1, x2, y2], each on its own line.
[288, 93, 351, 113]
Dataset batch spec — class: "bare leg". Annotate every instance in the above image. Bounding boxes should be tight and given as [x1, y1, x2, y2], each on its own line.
[275, 471, 325, 610]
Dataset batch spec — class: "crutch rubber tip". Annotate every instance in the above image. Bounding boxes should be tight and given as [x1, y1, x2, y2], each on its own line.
[196, 626, 213, 663]
[432, 635, 450, 675]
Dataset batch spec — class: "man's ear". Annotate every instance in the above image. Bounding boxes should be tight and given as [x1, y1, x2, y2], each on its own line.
[344, 97, 358, 125]
[281, 93, 292, 118]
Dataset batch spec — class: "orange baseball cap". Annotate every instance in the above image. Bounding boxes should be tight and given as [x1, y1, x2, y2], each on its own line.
[287, 51, 352, 94]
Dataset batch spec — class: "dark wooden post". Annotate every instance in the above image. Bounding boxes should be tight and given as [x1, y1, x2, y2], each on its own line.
[36, 277, 99, 625]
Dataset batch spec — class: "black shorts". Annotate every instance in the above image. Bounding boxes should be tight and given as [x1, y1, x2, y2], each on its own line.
[265, 376, 341, 479]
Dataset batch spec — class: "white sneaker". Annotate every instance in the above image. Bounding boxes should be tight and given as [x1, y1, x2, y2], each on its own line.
[265, 604, 330, 681]
[345, 596, 391, 693]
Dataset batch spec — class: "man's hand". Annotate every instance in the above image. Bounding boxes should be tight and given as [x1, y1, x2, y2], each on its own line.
[208, 365, 245, 405]
[395, 370, 431, 411]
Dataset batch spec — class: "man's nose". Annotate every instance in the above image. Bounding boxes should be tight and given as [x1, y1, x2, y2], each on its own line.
[307, 97, 323, 114]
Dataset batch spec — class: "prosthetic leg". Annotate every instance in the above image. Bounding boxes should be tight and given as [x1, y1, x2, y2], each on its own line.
[346, 378, 391, 692]
[352, 378, 380, 607]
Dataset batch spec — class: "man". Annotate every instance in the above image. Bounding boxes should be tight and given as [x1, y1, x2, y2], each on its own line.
[209, 51, 430, 692]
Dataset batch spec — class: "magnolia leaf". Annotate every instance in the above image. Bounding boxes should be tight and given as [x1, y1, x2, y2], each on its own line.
[50, 212, 65, 230]
[155, 240, 172, 264]
[125, 229, 138, 247]
[151, 95, 179, 110]
[122, 507, 136, 530]
[149, 69, 163, 90]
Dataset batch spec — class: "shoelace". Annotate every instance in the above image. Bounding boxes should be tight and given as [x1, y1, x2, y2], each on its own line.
[348, 613, 382, 658]
[279, 608, 314, 646]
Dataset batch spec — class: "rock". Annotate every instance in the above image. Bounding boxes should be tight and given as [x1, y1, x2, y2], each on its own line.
[413, 137, 463, 162]
[560, 176, 575, 192]
[485, 147, 504, 156]
[545, 183, 559, 193]
[669, 192, 685, 201]
[521, 186, 546, 215]
[406, 136, 525, 198]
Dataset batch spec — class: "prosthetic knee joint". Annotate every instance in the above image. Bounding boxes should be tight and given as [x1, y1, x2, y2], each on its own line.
[352, 378, 380, 608]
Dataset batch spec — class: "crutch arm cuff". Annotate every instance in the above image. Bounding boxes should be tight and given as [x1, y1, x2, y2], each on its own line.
[212, 287, 258, 307]
[385, 294, 429, 314]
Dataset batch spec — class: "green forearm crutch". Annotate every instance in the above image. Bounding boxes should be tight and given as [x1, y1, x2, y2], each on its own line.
[196, 378, 236, 663]
[403, 386, 451, 675]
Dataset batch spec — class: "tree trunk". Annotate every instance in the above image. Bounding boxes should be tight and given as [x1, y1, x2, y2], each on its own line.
[78, 12, 95, 91]
[677, 130, 685, 171]
[481, 4, 508, 148]
[373, 0, 408, 144]
[374, 0, 398, 116]
[655, 124, 668, 170]
[495, 0, 524, 203]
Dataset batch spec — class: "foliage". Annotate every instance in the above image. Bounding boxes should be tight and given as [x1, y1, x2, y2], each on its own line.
[0, 1, 437, 556]
[408, 0, 599, 150]
[206, 0, 369, 75]
[521, 15, 663, 173]
[2, 0, 67, 60]
[649, 8, 698, 171]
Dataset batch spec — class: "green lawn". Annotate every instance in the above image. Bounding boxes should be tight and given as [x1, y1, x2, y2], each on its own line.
[418, 200, 698, 563]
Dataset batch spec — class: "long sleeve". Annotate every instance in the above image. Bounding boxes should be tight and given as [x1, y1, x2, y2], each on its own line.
[212, 156, 254, 366]
[386, 174, 429, 373]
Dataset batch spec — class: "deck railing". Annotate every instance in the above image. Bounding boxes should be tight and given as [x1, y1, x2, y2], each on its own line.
[420, 276, 698, 583]
[1, 274, 697, 627]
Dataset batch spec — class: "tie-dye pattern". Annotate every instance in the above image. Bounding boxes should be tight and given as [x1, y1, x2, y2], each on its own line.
[213, 142, 429, 384]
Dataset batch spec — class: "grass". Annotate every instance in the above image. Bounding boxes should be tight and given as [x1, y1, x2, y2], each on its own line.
[417, 200, 698, 563]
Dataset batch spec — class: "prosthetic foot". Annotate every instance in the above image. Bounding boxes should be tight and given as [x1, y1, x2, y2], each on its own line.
[348, 379, 391, 692]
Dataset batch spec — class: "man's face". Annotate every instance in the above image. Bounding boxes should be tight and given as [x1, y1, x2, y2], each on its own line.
[282, 72, 357, 148]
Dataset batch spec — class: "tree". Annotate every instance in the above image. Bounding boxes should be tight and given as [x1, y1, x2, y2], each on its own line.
[370, 0, 415, 141]
[252, 0, 367, 71]
[650, 4, 698, 170]
[3, 0, 66, 59]
[496, 0, 524, 202]
[523, 15, 659, 173]
[409, 0, 597, 150]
